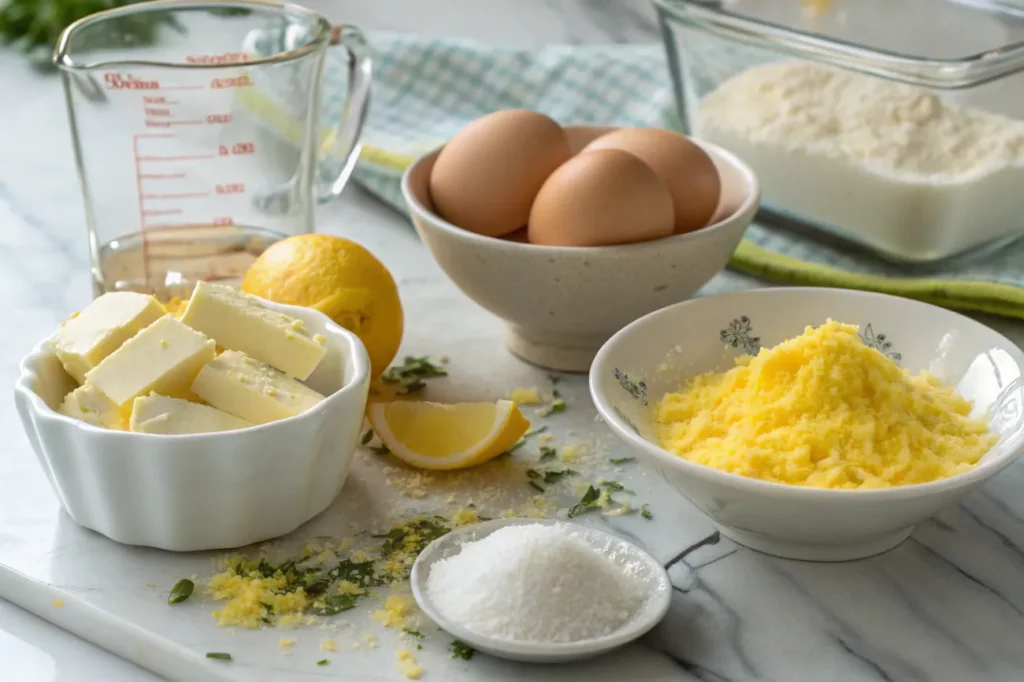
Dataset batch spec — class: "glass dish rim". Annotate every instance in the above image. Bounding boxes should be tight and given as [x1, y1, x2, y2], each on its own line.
[653, 0, 1024, 88]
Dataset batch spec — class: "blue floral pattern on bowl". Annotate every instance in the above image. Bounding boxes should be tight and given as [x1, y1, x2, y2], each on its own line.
[720, 316, 760, 354]
[614, 368, 647, 405]
[859, 324, 902, 363]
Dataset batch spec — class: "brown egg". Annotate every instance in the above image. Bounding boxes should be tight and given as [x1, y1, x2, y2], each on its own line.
[563, 125, 619, 155]
[429, 109, 572, 237]
[528, 148, 674, 247]
[584, 128, 720, 233]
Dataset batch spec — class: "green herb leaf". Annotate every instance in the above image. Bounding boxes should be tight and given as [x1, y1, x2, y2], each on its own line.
[381, 356, 448, 394]
[600, 480, 625, 492]
[168, 578, 194, 605]
[542, 469, 575, 484]
[312, 594, 359, 616]
[206, 652, 232, 661]
[538, 398, 567, 416]
[528, 480, 545, 493]
[539, 446, 557, 461]
[526, 469, 541, 479]
[641, 504, 653, 520]
[403, 628, 425, 639]
[317, 658, 330, 666]
[609, 457, 635, 465]
[451, 640, 476, 660]
[360, 430, 373, 445]
[568, 485, 601, 518]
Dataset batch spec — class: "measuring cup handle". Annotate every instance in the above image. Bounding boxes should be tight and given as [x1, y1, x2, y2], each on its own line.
[317, 25, 372, 203]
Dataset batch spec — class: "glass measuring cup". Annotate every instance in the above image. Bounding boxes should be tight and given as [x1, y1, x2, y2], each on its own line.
[55, 0, 371, 301]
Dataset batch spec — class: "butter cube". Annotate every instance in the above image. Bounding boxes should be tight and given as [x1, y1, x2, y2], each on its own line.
[58, 383, 128, 430]
[53, 292, 165, 383]
[86, 315, 216, 408]
[180, 281, 326, 379]
[130, 394, 251, 435]
[191, 350, 325, 425]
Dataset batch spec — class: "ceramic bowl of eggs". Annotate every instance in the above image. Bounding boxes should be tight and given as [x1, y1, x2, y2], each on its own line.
[401, 109, 760, 372]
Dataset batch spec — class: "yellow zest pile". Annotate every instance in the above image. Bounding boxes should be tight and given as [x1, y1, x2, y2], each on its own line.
[655, 320, 997, 489]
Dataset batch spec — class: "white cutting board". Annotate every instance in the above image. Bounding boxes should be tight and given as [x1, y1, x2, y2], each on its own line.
[0, 287, 727, 682]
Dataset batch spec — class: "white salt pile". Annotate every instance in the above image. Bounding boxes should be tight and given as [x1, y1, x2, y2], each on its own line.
[425, 523, 645, 643]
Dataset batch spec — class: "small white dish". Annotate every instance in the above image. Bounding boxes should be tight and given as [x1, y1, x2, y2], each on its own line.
[409, 517, 672, 664]
[590, 287, 1024, 562]
[401, 128, 759, 373]
[14, 297, 371, 552]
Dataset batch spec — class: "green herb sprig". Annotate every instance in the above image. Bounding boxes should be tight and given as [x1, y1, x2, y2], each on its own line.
[451, 640, 476, 660]
[381, 356, 448, 394]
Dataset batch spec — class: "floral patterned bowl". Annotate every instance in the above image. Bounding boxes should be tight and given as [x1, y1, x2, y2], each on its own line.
[590, 288, 1024, 562]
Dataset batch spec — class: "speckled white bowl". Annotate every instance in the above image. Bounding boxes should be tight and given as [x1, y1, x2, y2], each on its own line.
[591, 288, 1024, 561]
[14, 298, 371, 552]
[401, 129, 759, 372]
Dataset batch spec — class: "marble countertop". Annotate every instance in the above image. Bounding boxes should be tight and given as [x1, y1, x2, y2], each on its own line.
[2, 1, 1024, 680]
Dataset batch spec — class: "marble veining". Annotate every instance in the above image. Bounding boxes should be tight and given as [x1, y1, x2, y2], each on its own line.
[2, 0, 1024, 680]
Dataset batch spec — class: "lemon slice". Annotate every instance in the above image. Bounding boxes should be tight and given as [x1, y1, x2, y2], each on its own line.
[367, 400, 530, 470]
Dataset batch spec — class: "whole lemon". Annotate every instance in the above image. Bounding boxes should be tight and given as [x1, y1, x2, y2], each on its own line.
[242, 235, 403, 379]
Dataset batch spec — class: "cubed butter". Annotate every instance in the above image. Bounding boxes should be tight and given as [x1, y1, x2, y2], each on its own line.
[191, 350, 325, 425]
[86, 315, 216, 408]
[130, 394, 252, 434]
[180, 281, 326, 379]
[58, 383, 128, 430]
[53, 292, 165, 383]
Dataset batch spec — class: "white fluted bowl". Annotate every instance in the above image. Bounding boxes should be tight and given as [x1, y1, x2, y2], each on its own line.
[591, 288, 1024, 561]
[14, 298, 371, 552]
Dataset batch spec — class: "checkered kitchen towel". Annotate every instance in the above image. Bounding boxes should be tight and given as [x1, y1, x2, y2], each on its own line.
[243, 32, 1024, 320]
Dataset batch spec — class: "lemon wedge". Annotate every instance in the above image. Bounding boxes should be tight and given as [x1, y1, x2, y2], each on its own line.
[366, 400, 530, 470]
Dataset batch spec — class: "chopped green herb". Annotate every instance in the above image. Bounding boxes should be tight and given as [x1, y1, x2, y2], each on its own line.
[403, 628, 425, 639]
[317, 659, 330, 666]
[312, 594, 359, 616]
[598, 475, 626, 491]
[451, 640, 476, 660]
[539, 445, 557, 461]
[641, 504, 653, 520]
[552, 388, 561, 399]
[504, 426, 549, 457]
[417, 644, 423, 650]
[360, 430, 373, 445]
[526, 425, 548, 437]
[548, 374, 562, 385]
[381, 356, 448, 394]
[528, 480, 545, 493]
[380, 518, 450, 558]
[539, 398, 567, 416]
[568, 485, 601, 518]
[609, 457, 635, 465]
[206, 652, 232, 661]
[167, 578, 194, 605]
[526, 469, 541, 480]
[542, 469, 575, 484]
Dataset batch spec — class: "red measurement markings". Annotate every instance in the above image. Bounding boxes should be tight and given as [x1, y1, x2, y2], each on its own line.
[137, 154, 216, 161]
[145, 120, 204, 127]
[132, 134, 150, 282]
[141, 192, 210, 200]
[210, 75, 252, 89]
[218, 142, 254, 155]
[216, 183, 245, 195]
[186, 52, 250, 65]
[139, 172, 187, 180]
[143, 96, 177, 105]
[206, 113, 233, 124]
[213, 217, 235, 226]
[106, 73, 159, 90]
[146, 108, 173, 117]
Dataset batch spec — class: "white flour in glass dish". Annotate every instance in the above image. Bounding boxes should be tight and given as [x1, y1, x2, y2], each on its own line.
[695, 60, 1024, 261]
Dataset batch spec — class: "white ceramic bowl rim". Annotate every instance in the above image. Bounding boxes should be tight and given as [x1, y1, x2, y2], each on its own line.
[409, 518, 672, 658]
[399, 134, 760, 256]
[15, 297, 371, 441]
[591, 287, 1024, 502]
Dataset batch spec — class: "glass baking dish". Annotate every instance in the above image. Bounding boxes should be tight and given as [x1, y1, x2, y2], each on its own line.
[654, 0, 1024, 265]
